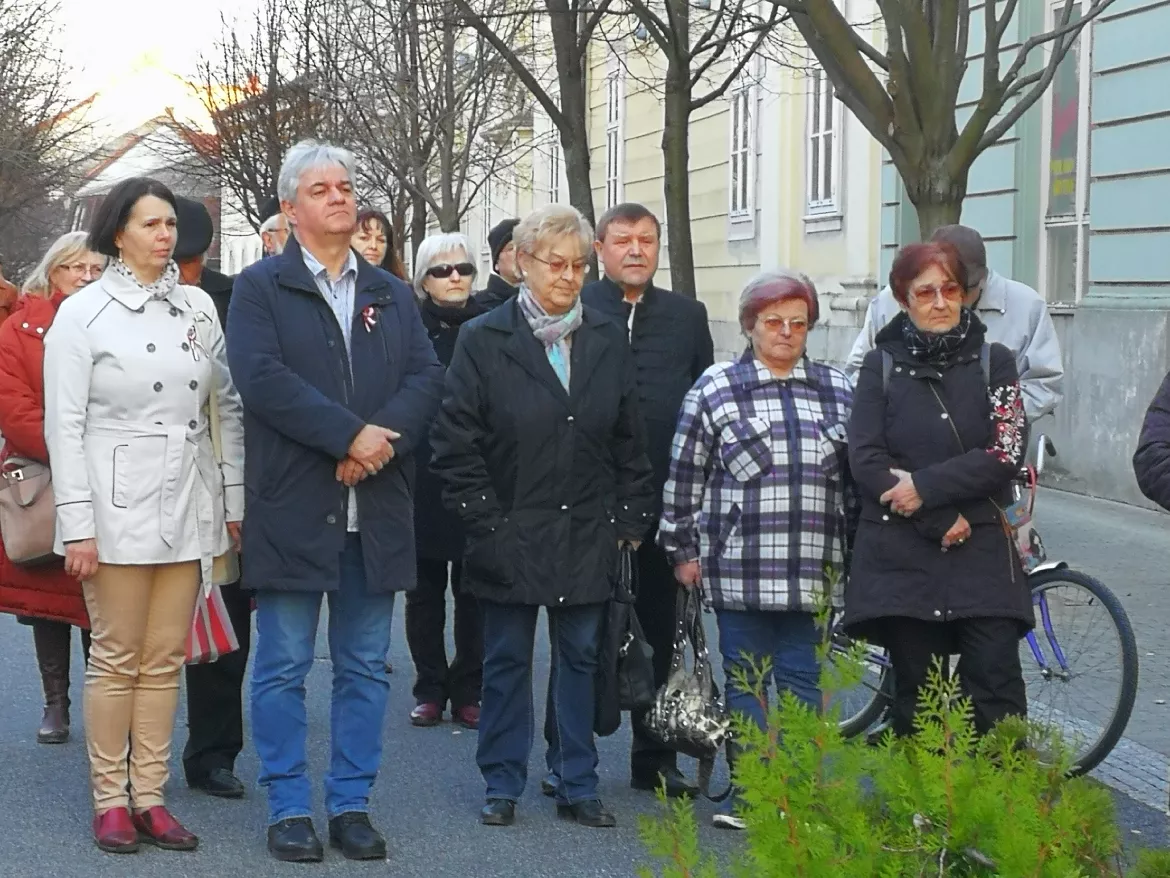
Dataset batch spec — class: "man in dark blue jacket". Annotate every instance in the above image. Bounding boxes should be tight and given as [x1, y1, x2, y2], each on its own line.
[227, 140, 443, 863]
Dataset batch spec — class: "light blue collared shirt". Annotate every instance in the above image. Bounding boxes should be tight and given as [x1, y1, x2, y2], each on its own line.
[301, 242, 361, 531]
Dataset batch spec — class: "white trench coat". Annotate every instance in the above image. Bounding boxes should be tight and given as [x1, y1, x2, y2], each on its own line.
[44, 266, 245, 592]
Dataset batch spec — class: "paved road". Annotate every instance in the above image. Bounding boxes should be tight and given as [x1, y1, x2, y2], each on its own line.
[0, 485, 1167, 875]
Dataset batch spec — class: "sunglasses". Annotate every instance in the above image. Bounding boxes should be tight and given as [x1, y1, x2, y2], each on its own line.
[759, 316, 809, 334]
[426, 262, 475, 279]
[910, 281, 964, 304]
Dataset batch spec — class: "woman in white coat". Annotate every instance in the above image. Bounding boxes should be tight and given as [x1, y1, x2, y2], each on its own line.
[44, 177, 244, 855]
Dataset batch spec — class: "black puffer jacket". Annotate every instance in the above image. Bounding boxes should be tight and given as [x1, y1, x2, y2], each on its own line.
[844, 313, 1032, 644]
[472, 274, 518, 311]
[413, 295, 486, 561]
[429, 299, 655, 606]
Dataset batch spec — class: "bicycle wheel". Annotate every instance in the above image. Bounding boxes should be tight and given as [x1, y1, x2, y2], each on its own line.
[1023, 568, 1139, 776]
[826, 629, 895, 739]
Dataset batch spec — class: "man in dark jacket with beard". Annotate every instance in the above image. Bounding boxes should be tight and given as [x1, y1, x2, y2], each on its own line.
[473, 218, 521, 310]
[172, 196, 252, 801]
[578, 202, 714, 798]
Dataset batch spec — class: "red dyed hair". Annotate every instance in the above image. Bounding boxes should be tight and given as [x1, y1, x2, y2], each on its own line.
[738, 271, 820, 333]
[888, 242, 968, 305]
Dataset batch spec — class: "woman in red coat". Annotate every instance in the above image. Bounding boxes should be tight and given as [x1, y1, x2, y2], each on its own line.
[0, 231, 104, 743]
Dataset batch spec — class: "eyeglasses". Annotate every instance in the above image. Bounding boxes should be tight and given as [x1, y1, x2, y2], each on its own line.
[910, 282, 964, 304]
[758, 316, 809, 334]
[425, 262, 475, 279]
[63, 262, 104, 278]
[528, 254, 589, 277]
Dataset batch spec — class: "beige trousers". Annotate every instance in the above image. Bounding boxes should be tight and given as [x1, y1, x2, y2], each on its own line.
[82, 562, 201, 812]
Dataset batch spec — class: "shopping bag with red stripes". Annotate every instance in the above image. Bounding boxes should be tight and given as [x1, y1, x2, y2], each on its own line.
[186, 584, 241, 664]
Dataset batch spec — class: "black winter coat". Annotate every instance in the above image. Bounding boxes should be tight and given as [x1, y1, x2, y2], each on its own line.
[429, 299, 656, 606]
[414, 295, 486, 561]
[199, 267, 235, 330]
[1134, 370, 1170, 510]
[844, 313, 1031, 644]
[472, 273, 518, 311]
[580, 278, 714, 501]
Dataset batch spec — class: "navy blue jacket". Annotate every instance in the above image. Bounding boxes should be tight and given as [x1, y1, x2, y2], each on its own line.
[1135, 370, 1170, 511]
[226, 236, 444, 593]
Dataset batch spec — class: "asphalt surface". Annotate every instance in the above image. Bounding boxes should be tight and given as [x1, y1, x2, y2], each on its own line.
[0, 485, 1167, 874]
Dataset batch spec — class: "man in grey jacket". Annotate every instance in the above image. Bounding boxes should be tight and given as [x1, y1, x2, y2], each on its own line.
[844, 225, 1063, 422]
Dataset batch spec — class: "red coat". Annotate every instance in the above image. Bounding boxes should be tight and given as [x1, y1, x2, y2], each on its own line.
[0, 293, 89, 627]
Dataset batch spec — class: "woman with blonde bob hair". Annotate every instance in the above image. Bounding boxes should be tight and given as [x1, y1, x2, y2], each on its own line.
[430, 204, 654, 829]
[0, 231, 104, 745]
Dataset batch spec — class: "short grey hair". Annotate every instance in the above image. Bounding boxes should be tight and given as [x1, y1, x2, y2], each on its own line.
[412, 232, 476, 298]
[22, 231, 103, 297]
[259, 213, 286, 235]
[737, 269, 820, 334]
[276, 140, 357, 204]
[512, 204, 593, 258]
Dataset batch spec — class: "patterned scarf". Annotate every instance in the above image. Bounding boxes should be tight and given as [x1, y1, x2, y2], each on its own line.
[517, 283, 583, 391]
[901, 307, 974, 367]
[112, 258, 179, 301]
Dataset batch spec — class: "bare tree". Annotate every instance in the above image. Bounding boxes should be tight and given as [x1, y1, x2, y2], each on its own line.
[175, 0, 338, 232]
[0, 0, 90, 275]
[451, 0, 615, 227]
[604, 0, 786, 297]
[768, 0, 1116, 237]
[323, 0, 530, 241]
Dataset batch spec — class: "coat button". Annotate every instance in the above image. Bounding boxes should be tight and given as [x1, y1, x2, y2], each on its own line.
[182, 342, 190, 351]
[135, 306, 145, 313]
[327, 339, 335, 348]
[561, 505, 569, 511]
[20, 322, 27, 328]
[35, 327, 43, 334]
[567, 416, 574, 423]
[189, 380, 198, 390]
[909, 369, 916, 376]
[895, 366, 902, 373]
[326, 514, 337, 525]
[933, 610, 942, 617]
[940, 413, 949, 420]
[146, 343, 156, 352]
[170, 307, 179, 317]
[558, 597, 565, 603]
[188, 420, 197, 429]
[153, 382, 163, 392]
[882, 514, 889, 521]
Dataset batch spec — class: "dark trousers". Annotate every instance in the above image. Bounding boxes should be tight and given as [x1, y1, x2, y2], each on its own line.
[405, 559, 483, 709]
[479, 601, 605, 804]
[883, 616, 1027, 737]
[183, 582, 252, 782]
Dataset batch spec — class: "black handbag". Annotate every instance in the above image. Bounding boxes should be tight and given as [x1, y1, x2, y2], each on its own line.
[594, 544, 656, 737]
[644, 587, 732, 798]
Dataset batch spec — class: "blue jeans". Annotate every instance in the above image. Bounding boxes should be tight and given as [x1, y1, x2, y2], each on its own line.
[251, 534, 395, 824]
[715, 609, 821, 731]
[478, 601, 604, 805]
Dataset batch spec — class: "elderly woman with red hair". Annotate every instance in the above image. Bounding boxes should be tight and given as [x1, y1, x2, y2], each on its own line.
[659, 269, 855, 829]
[845, 242, 1030, 740]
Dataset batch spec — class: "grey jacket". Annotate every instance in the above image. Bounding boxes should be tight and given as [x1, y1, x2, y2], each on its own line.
[843, 269, 1064, 421]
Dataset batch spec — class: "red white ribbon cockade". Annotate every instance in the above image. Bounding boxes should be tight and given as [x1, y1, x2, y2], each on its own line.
[361, 305, 378, 333]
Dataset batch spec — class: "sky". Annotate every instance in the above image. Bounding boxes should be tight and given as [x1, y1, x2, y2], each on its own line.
[56, 0, 263, 134]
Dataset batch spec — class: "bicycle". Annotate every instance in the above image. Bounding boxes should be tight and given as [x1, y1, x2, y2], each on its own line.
[827, 434, 1140, 777]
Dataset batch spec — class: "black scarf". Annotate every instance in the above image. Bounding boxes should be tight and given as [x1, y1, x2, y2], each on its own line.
[419, 294, 483, 329]
[900, 307, 974, 367]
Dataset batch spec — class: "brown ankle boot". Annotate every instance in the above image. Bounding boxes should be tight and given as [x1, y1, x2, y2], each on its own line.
[32, 620, 72, 744]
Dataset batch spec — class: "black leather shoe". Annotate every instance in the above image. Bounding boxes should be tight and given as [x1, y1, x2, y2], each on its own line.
[189, 767, 246, 799]
[540, 772, 559, 798]
[267, 817, 324, 863]
[556, 800, 617, 828]
[480, 799, 515, 826]
[630, 766, 699, 799]
[328, 812, 387, 861]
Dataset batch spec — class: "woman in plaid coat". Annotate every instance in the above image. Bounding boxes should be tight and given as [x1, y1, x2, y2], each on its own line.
[658, 270, 855, 829]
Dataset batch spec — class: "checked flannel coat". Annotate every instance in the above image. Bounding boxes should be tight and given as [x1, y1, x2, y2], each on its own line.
[658, 352, 856, 612]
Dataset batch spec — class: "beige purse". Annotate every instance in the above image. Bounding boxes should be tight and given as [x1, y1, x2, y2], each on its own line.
[0, 456, 57, 566]
[200, 317, 240, 587]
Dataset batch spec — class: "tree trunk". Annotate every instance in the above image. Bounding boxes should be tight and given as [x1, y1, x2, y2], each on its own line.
[558, 68, 595, 228]
[411, 193, 428, 259]
[914, 199, 963, 241]
[661, 68, 696, 299]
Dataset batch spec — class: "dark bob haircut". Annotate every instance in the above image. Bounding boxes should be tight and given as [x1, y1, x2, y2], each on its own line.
[595, 202, 661, 243]
[738, 270, 820, 333]
[355, 207, 408, 281]
[888, 241, 968, 306]
[88, 177, 178, 259]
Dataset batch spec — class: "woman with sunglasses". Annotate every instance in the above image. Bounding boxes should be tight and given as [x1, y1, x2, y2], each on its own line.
[845, 241, 1031, 739]
[406, 233, 486, 728]
[0, 232, 104, 745]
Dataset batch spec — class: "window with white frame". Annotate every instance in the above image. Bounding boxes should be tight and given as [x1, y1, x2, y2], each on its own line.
[605, 70, 624, 209]
[806, 67, 839, 212]
[729, 82, 754, 217]
[1041, 1, 1091, 303]
[548, 141, 561, 204]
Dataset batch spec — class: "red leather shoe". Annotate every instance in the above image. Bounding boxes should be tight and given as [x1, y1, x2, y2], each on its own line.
[93, 807, 139, 854]
[132, 806, 199, 851]
[453, 704, 480, 730]
[410, 702, 442, 727]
